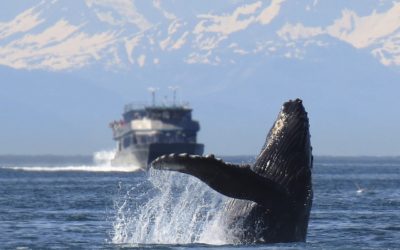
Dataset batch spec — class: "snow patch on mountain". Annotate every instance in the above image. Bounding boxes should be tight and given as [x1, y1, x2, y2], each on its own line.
[327, 5, 400, 48]
[85, 0, 152, 30]
[0, 17, 116, 70]
[372, 33, 400, 66]
[125, 34, 142, 64]
[0, 7, 44, 40]
[279, 2, 400, 66]
[153, 0, 176, 20]
[278, 23, 323, 41]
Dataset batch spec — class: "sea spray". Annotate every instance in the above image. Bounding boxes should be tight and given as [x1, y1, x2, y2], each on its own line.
[93, 150, 117, 165]
[112, 169, 232, 245]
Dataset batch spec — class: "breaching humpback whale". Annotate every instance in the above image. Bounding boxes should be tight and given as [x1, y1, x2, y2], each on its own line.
[151, 99, 313, 243]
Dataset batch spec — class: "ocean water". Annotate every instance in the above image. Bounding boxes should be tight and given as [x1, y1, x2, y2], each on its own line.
[0, 152, 399, 249]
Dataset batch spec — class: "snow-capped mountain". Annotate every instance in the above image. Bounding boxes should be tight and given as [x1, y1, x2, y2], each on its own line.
[1, 0, 400, 156]
[1, 0, 400, 71]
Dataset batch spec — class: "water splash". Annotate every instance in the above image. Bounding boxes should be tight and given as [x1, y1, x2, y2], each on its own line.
[112, 169, 232, 245]
[93, 150, 117, 165]
[1, 150, 141, 172]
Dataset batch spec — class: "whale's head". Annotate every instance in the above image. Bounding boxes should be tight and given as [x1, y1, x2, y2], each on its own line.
[253, 98, 312, 201]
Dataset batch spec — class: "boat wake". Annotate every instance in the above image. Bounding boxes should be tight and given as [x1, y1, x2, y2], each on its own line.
[112, 169, 233, 245]
[1, 150, 141, 172]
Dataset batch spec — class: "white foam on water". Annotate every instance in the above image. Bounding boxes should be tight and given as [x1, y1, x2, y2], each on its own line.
[112, 169, 233, 245]
[93, 150, 117, 165]
[1, 150, 141, 172]
[5, 164, 140, 172]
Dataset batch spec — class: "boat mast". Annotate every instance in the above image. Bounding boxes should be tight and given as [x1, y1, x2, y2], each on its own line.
[168, 86, 179, 106]
[147, 87, 159, 107]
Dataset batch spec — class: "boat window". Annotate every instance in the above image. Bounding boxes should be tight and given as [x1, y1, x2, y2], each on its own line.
[153, 134, 159, 143]
[132, 135, 137, 145]
[163, 111, 170, 119]
[123, 137, 130, 148]
[135, 135, 147, 144]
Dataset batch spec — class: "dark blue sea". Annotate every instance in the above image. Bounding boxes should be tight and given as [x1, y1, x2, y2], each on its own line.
[0, 152, 399, 249]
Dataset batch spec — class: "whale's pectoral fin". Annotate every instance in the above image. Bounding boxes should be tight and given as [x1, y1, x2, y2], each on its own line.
[151, 154, 292, 210]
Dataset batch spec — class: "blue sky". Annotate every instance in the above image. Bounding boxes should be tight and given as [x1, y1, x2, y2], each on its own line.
[1, 0, 400, 156]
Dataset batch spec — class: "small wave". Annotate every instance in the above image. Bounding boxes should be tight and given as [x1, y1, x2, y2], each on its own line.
[0, 150, 141, 172]
[2, 164, 140, 172]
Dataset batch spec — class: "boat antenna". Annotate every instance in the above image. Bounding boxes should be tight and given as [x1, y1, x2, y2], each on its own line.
[147, 87, 159, 106]
[168, 86, 179, 106]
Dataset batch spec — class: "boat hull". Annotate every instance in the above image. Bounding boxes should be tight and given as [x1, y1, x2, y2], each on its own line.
[111, 143, 204, 169]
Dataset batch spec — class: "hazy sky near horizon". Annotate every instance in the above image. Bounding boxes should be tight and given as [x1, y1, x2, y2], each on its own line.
[1, 0, 400, 156]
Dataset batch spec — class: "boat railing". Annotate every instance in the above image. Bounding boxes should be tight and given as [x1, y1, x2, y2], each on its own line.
[124, 102, 146, 112]
[124, 101, 191, 113]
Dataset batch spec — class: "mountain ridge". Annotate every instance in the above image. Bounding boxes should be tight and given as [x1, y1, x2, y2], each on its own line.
[0, 0, 399, 71]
